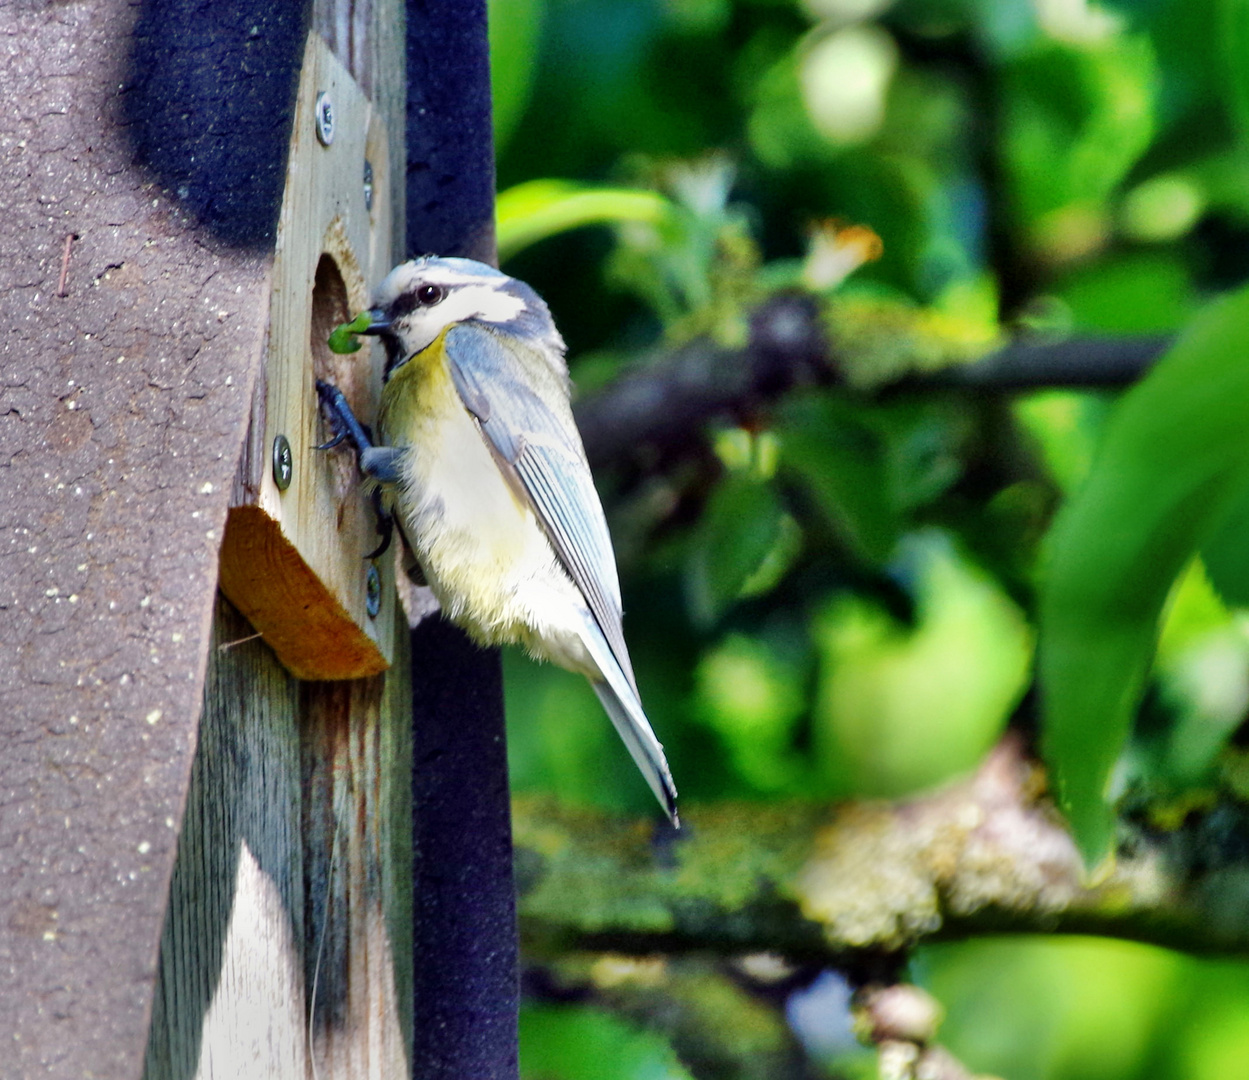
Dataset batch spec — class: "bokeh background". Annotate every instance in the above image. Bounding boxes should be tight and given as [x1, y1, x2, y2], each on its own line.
[483, 1, 1249, 1076]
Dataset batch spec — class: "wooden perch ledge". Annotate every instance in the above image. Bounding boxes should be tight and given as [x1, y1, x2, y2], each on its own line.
[514, 736, 1249, 961]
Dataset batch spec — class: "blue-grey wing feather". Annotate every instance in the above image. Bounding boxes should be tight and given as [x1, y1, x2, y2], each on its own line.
[444, 323, 637, 690]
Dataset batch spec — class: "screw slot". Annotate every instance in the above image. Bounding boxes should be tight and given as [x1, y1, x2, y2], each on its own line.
[363, 159, 374, 212]
[272, 434, 293, 491]
[314, 92, 334, 146]
[366, 564, 381, 618]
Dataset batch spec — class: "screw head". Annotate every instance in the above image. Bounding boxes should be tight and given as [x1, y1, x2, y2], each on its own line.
[272, 434, 293, 491]
[363, 159, 374, 212]
[366, 564, 381, 618]
[314, 92, 334, 146]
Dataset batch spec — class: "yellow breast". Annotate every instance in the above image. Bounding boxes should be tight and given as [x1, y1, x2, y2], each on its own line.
[377, 334, 575, 651]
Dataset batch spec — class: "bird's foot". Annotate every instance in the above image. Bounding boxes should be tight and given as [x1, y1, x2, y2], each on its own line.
[315, 380, 375, 453]
[316, 380, 394, 559]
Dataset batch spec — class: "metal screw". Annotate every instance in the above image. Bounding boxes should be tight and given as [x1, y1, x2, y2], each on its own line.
[366, 564, 381, 618]
[363, 159, 374, 212]
[272, 434, 293, 491]
[314, 92, 334, 146]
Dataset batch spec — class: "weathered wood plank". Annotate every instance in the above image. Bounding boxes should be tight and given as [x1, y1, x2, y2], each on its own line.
[143, 597, 305, 1080]
[146, 11, 415, 1077]
[144, 595, 412, 1079]
[310, 0, 407, 262]
[301, 668, 412, 1075]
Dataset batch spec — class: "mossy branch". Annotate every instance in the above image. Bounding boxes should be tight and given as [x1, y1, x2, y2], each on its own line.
[515, 736, 1249, 961]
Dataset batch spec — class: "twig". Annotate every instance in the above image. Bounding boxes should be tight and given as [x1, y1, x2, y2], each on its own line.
[56, 233, 76, 297]
[907, 335, 1172, 391]
[575, 294, 827, 469]
[217, 631, 263, 652]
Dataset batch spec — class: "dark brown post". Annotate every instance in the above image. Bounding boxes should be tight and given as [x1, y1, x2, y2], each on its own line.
[405, 4, 520, 1078]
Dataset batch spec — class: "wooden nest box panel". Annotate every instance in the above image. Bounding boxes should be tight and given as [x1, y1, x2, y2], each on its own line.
[218, 35, 397, 682]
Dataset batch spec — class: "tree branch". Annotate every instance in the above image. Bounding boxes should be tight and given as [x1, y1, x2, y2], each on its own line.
[575, 295, 828, 469]
[912, 335, 1172, 391]
[574, 293, 1171, 468]
[514, 736, 1249, 962]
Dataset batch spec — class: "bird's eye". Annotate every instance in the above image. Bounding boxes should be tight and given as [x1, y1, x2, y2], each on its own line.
[416, 284, 444, 306]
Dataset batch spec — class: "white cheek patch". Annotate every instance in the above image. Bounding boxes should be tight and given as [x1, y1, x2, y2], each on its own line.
[392, 311, 447, 357]
[391, 284, 528, 356]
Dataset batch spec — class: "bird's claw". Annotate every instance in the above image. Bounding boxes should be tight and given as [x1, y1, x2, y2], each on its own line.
[316, 379, 392, 560]
[366, 487, 394, 560]
[315, 379, 376, 454]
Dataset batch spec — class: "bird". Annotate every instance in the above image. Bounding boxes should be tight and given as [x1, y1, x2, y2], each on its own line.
[317, 255, 678, 824]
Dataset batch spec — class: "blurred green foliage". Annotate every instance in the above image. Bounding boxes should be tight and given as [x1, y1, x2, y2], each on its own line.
[919, 936, 1249, 1080]
[520, 1004, 695, 1080]
[814, 529, 1032, 798]
[486, 0, 1249, 1076]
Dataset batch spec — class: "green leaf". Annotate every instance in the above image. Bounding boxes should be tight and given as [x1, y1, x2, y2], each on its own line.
[813, 530, 1032, 799]
[919, 937, 1182, 1080]
[1154, 559, 1249, 782]
[1040, 286, 1249, 864]
[747, 47, 831, 171]
[327, 310, 373, 354]
[685, 473, 785, 627]
[520, 1005, 693, 1080]
[496, 180, 674, 262]
[1013, 390, 1111, 497]
[1222, 0, 1249, 157]
[778, 392, 966, 562]
[693, 633, 807, 792]
[1201, 475, 1249, 607]
[778, 393, 899, 562]
[487, 0, 544, 152]
[1056, 252, 1197, 334]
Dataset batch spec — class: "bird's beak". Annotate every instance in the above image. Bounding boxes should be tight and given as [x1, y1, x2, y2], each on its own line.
[357, 308, 391, 335]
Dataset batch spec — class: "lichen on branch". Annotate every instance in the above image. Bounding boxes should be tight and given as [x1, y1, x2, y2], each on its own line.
[515, 736, 1249, 960]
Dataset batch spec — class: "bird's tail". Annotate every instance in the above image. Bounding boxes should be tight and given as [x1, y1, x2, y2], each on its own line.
[577, 609, 679, 824]
[592, 679, 679, 826]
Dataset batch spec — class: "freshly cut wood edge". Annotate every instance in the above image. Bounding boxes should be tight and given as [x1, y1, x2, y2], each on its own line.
[219, 505, 389, 680]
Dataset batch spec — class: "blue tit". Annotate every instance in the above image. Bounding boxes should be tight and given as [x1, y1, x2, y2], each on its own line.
[318, 256, 678, 823]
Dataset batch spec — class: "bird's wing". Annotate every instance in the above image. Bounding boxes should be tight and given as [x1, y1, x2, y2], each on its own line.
[444, 322, 637, 690]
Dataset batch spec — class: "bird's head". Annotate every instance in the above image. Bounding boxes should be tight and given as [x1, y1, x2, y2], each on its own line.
[355, 256, 566, 378]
